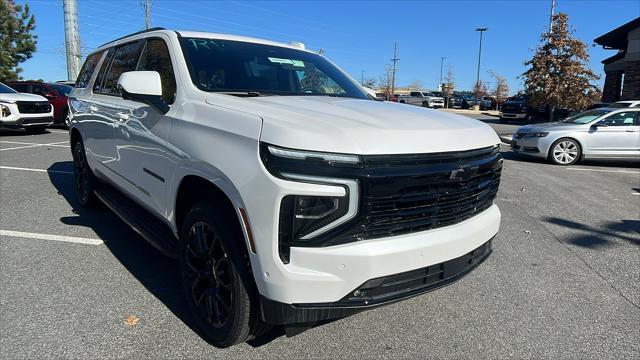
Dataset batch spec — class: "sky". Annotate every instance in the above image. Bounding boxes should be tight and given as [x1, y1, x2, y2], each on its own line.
[17, 0, 640, 94]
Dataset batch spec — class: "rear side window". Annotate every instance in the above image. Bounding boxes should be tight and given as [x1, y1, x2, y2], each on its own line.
[137, 38, 177, 104]
[99, 41, 143, 96]
[75, 51, 104, 88]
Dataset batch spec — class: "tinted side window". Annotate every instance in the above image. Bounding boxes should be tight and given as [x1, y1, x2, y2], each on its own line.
[100, 41, 143, 96]
[75, 51, 104, 88]
[9, 83, 29, 92]
[32, 84, 48, 96]
[93, 49, 114, 94]
[137, 38, 177, 104]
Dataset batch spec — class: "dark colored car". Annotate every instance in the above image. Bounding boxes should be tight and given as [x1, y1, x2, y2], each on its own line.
[6, 81, 72, 125]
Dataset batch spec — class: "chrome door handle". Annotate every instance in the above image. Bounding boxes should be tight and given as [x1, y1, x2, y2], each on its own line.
[116, 112, 129, 122]
[88, 105, 98, 112]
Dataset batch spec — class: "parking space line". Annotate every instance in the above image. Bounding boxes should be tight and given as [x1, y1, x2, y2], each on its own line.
[0, 230, 103, 245]
[567, 168, 639, 174]
[0, 165, 73, 174]
[0, 140, 69, 151]
[0, 144, 43, 151]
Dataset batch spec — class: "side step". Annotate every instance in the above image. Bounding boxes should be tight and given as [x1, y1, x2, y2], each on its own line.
[95, 184, 179, 258]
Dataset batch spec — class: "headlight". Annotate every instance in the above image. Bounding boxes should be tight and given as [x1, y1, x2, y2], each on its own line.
[524, 132, 549, 137]
[0, 104, 11, 118]
[261, 144, 360, 263]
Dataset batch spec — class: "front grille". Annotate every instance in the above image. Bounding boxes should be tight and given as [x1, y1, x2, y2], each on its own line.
[16, 101, 51, 114]
[344, 146, 501, 241]
[502, 104, 523, 113]
[515, 133, 525, 139]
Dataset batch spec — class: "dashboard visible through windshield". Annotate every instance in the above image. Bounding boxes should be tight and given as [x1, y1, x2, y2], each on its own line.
[179, 37, 368, 99]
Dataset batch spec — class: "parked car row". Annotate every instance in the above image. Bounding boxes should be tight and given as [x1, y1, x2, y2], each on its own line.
[396, 91, 445, 108]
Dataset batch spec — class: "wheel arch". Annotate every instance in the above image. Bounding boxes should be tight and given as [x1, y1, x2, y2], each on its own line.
[173, 174, 254, 255]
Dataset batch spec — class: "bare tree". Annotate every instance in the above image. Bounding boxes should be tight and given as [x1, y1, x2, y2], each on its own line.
[472, 80, 489, 98]
[378, 65, 393, 100]
[488, 70, 510, 109]
[522, 12, 599, 117]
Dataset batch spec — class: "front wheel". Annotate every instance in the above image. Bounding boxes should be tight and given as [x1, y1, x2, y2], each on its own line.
[179, 202, 265, 347]
[72, 140, 98, 207]
[549, 138, 581, 165]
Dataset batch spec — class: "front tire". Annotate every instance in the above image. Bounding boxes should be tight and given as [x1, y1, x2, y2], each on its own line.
[179, 202, 264, 347]
[549, 138, 581, 165]
[72, 140, 98, 207]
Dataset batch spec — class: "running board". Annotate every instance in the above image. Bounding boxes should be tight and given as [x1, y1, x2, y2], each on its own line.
[94, 184, 179, 258]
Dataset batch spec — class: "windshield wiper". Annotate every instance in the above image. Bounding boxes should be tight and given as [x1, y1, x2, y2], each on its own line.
[216, 91, 276, 97]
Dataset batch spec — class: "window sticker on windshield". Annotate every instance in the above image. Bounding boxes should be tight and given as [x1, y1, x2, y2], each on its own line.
[268, 57, 305, 67]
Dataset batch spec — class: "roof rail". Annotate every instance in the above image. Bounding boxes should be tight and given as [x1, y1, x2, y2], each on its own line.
[97, 27, 166, 49]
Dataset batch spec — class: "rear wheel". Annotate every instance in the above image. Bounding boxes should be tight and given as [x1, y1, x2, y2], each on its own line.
[179, 202, 265, 347]
[549, 138, 581, 165]
[72, 140, 98, 207]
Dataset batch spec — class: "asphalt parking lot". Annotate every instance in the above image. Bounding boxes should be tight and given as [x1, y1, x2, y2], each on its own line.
[1, 117, 639, 359]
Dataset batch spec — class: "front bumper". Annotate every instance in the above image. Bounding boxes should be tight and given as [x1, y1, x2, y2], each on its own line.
[500, 112, 527, 119]
[0, 116, 54, 129]
[261, 238, 493, 325]
[511, 135, 552, 158]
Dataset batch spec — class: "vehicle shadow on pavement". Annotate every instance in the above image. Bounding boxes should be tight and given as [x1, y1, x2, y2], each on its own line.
[46, 161, 284, 347]
[543, 216, 640, 248]
[0, 129, 57, 136]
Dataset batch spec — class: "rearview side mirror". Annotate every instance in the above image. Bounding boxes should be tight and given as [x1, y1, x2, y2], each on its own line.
[117, 71, 168, 113]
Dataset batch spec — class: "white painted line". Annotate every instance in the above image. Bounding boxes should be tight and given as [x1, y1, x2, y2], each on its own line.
[0, 165, 73, 174]
[47, 129, 70, 134]
[632, 193, 640, 196]
[0, 144, 42, 151]
[567, 167, 640, 174]
[0, 230, 103, 245]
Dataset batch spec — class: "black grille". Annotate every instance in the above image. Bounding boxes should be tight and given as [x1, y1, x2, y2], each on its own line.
[16, 101, 51, 114]
[343, 146, 501, 242]
[515, 133, 525, 139]
[501, 103, 524, 113]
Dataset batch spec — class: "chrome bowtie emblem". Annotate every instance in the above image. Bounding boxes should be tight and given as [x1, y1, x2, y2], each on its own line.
[450, 165, 479, 180]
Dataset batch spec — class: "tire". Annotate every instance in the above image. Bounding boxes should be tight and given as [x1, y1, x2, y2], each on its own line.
[72, 139, 98, 208]
[25, 126, 47, 134]
[548, 138, 581, 166]
[399, 100, 405, 104]
[499, 117, 507, 124]
[179, 202, 265, 347]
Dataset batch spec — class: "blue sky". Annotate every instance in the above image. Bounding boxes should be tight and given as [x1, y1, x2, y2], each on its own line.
[19, 0, 640, 93]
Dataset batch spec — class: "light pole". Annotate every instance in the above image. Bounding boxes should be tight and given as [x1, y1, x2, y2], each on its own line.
[439, 56, 446, 91]
[361, 70, 364, 86]
[474, 28, 488, 108]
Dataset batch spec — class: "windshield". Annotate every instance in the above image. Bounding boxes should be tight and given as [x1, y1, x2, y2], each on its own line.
[0, 83, 17, 93]
[49, 84, 72, 96]
[179, 38, 367, 99]
[507, 96, 526, 102]
[608, 102, 632, 108]
[562, 109, 612, 124]
[421, 92, 435, 97]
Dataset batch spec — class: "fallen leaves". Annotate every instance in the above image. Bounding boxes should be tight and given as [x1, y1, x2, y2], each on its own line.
[123, 315, 140, 327]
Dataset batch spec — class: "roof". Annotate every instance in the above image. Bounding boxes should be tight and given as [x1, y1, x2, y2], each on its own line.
[95, 28, 311, 54]
[594, 17, 640, 49]
[602, 51, 626, 64]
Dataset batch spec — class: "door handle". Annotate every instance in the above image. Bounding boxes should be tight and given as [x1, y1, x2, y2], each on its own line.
[625, 129, 637, 132]
[116, 112, 129, 122]
[88, 105, 98, 112]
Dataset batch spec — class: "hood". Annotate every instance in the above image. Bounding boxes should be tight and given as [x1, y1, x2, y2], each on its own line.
[213, 95, 500, 154]
[0, 92, 48, 102]
[517, 122, 584, 132]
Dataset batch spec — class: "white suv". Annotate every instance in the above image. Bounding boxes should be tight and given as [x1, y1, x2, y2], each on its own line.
[69, 28, 502, 347]
[0, 82, 53, 133]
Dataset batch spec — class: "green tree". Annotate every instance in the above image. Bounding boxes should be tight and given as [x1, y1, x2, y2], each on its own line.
[0, 0, 37, 81]
[522, 12, 598, 116]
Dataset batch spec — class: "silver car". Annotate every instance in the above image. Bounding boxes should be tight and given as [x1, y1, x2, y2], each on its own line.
[511, 108, 640, 165]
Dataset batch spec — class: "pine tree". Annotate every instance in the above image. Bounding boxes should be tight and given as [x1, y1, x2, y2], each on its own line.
[522, 12, 598, 114]
[0, 0, 37, 81]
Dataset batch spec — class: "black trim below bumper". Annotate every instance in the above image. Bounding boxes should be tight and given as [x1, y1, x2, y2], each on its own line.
[260, 238, 493, 325]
